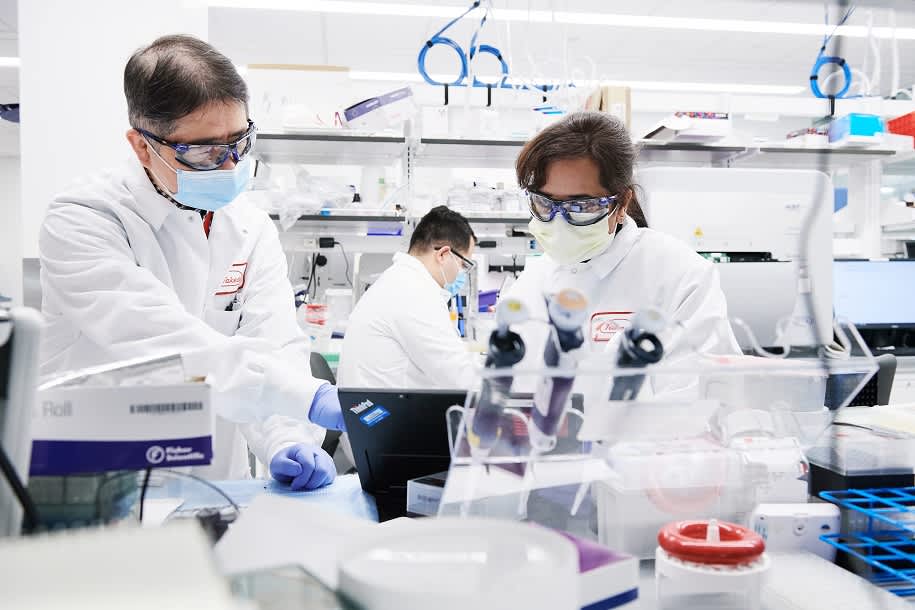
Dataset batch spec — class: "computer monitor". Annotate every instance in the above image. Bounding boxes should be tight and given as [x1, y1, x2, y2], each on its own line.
[833, 260, 915, 328]
[340, 388, 466, 520]
[0, 308, 42, 537]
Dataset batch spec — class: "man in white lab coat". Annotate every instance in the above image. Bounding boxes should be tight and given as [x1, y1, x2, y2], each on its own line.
[39, 35, 343, 489]
[337, 206, 480, 390]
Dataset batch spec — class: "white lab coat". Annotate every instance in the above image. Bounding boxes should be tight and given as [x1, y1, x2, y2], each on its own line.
[336, 252, 478, 390]
[39, 158, 326, 480]
[504, 216, 741, 396]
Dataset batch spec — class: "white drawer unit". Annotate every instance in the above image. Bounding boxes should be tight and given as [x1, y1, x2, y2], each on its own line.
[889, 357, 915, 404]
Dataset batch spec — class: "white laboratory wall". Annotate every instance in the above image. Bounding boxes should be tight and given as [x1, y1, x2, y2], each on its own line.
[18, 0, 207, 258]
[0, 152, 21, 304]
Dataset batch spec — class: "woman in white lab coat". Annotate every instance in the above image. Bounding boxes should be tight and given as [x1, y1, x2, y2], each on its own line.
[504, 111, 740, 381]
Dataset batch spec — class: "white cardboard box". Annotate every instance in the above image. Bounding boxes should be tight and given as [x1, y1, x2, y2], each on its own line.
[32, 377, 213, 476]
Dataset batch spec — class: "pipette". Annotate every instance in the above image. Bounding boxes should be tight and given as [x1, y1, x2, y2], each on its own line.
[608, 309, 666, 401]
[519, 289, 588, 518]
[468, 298, 529, 456]
[529, 289, 588, 453]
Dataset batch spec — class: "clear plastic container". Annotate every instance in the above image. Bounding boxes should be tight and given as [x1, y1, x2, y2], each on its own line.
[438, 319, 877, 556]
[301, 303, 331, 352]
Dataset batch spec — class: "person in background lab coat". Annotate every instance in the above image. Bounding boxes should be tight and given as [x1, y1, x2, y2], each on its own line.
[39, 35, 342, 489]
[504, 111, 740, 388]
[337, 205, 479, 390]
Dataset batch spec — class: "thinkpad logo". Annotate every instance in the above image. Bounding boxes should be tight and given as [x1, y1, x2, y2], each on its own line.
[350, 399, 374, 415]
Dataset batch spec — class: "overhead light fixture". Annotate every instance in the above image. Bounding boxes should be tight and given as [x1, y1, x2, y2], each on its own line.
[347, 70, 804, 95]
[0, 57, 20, 68]
[206, 1, 915, 40]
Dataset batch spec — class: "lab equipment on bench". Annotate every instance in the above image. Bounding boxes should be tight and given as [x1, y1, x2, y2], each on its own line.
[655, 519, 770, 610]
[749, 503, 840, 561]
[0, 307, 41, 537]
[805, 415, 915, 497]
[828, 113, 885, 147]
[520, 290, 587, 518]
[32, 355, 213, 476]
[338, 519, 580, 610]
[339, 388, 466, 520]
[640, 167, 834, 350]
[530, 289, 588, 453]
[469, 298, 528, 455]
[27, 354, 213, 529]
[607, 309, 665, 401]
[820, 486, 915, 599]
[440, 314, 877, 553]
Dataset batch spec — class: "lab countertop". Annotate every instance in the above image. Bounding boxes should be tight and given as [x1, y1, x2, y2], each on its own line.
[150, 473, 378, 523]
[162, 477, 906, 609]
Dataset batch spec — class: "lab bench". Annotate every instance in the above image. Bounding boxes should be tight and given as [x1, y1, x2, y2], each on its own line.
[150, 473, 378, 523]
[175, 474, 907, 610]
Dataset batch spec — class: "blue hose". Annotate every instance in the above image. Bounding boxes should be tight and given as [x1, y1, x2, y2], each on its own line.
[415, 1, 511, 90]
[809, 5, 856, 99]
[810, 56, 852, 99]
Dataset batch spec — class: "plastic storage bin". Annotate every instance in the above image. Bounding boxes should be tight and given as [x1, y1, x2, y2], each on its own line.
[888, 112, 915, 139]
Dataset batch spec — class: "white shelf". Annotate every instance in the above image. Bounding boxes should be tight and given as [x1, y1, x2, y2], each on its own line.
[882, 150, 915, 177]
[256, 132, 405, 165]
[638, 141, 745, 166]
[416, 137, 526, 168]
[883, 221, 915, 234]
[256, 132, 906, 172]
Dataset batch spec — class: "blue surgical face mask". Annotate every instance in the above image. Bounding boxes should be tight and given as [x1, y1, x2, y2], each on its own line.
[445, 270, 467, 297]
[148, 143, 252, 212]
[440, 254, 467, 297]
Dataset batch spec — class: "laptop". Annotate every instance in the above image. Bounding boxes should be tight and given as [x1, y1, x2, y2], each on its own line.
[339, 388, 466, 520]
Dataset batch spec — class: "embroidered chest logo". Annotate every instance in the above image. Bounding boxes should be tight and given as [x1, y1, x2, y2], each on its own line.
[590, 312, 633, 343]
[215, 262, 248, 296]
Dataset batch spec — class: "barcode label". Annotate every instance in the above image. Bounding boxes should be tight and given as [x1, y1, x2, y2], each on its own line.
[129, 402, 204, 415]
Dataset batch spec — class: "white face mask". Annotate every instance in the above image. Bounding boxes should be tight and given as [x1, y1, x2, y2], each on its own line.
[528, 217, 615, 265]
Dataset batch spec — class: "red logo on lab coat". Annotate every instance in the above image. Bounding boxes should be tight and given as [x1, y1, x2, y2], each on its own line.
[590, 312, 633, 342]
[216, 262, 248, 296]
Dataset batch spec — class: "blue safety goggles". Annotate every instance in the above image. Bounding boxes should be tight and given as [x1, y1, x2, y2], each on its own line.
[526, 190, 618, 226]
[135, 119, 257, 171]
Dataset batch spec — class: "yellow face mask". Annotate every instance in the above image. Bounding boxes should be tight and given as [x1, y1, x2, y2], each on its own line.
[528, 217, 615, 265]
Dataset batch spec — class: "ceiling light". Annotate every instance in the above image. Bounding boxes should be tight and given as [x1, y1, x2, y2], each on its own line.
[0, 57, 20, 69]
[206, 1, 915, 40]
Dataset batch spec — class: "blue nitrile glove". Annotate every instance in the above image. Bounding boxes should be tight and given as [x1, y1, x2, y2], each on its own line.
[309, 383, 345, 431]
[269, 444, 336, 491]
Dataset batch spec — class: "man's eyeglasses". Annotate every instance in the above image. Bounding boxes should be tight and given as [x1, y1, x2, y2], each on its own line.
[135, 119, 257, 171]
[435, 246, 476, 271]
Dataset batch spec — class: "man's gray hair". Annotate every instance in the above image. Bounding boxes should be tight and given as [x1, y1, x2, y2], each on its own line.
[124, 34, 248, 137]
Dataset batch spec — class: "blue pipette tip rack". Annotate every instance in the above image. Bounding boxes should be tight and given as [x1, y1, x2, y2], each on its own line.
[820, 487, 915, 597]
